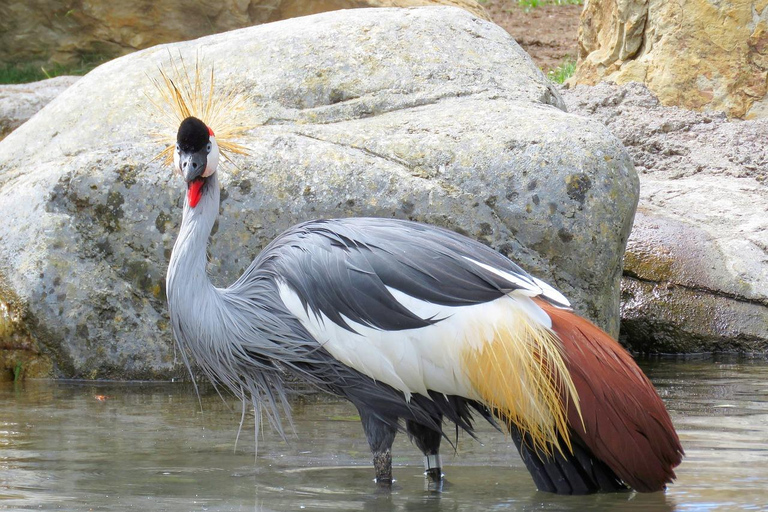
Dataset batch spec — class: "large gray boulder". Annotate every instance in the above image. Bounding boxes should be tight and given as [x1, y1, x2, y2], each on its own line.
[563, 82, 768, 353]
[0, 7, 637, 379]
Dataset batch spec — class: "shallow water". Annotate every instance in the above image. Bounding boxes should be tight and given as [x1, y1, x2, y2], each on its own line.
[1, 358, 766, 511]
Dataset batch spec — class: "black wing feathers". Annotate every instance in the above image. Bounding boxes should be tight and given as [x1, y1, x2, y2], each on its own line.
[257, 218, 537, 333]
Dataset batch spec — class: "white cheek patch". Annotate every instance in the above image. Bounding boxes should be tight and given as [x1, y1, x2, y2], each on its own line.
[173, 147, 181, 175]
[203, 136, 219, 177]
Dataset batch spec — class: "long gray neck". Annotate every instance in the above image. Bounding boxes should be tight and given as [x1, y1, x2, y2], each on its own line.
[167, 172, 220, 298]
[166, 171, 264, 398]
[166, 172, 225, 377]
[164, 173, 337, 434]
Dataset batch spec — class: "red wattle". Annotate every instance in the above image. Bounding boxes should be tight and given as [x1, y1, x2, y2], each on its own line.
[187, 178, 205, 208]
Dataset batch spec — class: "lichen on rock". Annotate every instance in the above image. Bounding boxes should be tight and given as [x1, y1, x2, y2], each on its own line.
[0, 278, 53, 381]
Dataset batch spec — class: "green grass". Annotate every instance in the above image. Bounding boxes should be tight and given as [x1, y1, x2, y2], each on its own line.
[518, 0, 583, 9]
[0, 63, 50, 84]
[13, 361, 23, 383]
[547, 57, 577, 84]
[479, 0, 583, 7]
[0, 56, 109, 85]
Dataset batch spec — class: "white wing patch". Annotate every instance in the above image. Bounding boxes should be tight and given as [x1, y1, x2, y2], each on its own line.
[462, 256, 571, 308]
[462, 257, 538, 293]
[531, 276, 571, 308]
[278, 280, 555, 401]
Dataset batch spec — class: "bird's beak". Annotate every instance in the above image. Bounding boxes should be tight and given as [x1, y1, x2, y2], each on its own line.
[179, 150, 208, 183]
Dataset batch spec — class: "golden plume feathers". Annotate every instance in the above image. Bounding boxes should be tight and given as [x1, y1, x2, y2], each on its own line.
[462, 305, 582, 456]
[146, 52, 250, 171]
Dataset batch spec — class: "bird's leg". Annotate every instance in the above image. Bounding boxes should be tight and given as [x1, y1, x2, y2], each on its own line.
[406, 418, 443, 483]
[358, 408, 398, 486]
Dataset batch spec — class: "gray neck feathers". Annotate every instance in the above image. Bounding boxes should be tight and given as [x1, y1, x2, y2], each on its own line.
[166, 172, 232, 388]
[168, 172, 220, 283]
[165, 172, 297, 435]
[167, 171, 221, 357]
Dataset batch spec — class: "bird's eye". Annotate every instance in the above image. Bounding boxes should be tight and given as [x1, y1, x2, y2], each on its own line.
[206, 143, 212, 154]
[175, 144, 180, 153]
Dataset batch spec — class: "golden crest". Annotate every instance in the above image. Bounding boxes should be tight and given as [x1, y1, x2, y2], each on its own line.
[147, 52, 250, 172]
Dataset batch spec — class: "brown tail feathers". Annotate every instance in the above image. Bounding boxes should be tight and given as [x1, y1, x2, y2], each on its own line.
[535, 298, 684, 493]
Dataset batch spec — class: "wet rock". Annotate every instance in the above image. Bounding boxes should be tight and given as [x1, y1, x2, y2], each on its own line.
[0, 7, 636, 378]
[562, 82, 768, 353]
[0, 76, 80, 141]
[0, 282, 53, 381]
[572, 0, 768, 118]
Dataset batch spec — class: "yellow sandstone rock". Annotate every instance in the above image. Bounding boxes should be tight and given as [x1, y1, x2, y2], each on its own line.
[573, 0, 768, 119]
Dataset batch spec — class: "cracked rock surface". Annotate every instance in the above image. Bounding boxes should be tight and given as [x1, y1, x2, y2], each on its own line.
[563, 82, 768, 353]
[0, 7, 636, 378]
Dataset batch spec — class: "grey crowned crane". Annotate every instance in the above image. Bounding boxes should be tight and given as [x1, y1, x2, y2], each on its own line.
[157, 65, 683, 494]
[164, 115, 683, 494]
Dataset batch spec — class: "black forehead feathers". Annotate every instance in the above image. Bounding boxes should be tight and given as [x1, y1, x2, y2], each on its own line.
[176, 117, 210, 152]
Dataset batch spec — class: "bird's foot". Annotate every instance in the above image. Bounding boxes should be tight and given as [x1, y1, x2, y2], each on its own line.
[425, 467, 443, 482]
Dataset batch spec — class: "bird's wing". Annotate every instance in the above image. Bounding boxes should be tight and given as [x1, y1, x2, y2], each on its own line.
[262, 217, 569, 331]
[254, 218, 570, 402]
